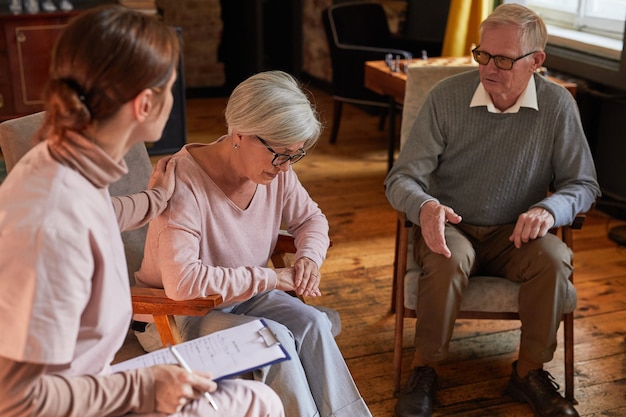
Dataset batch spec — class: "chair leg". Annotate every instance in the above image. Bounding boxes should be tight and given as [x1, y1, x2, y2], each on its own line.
[563, 311, 577, 403]
[387, 98, 397, 172]
[391, 218, 402, 314]
[378, 107, 387, 131]
[393, 215, 410, 395]
[393, 306, 405, 396]
[329, 100, 343, 144]
[153, 314, 182, 346]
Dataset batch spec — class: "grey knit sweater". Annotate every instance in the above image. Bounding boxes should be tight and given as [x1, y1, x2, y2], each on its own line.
[385, 70, 600, 228]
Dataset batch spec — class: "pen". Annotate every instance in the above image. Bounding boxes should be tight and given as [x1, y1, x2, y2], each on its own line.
[168, 344, 219, 411]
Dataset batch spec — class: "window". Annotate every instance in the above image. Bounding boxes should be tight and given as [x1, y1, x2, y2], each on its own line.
[509, 0, 625, 59]
[504, 0, 626, 90]
[526, 0, 625, 35]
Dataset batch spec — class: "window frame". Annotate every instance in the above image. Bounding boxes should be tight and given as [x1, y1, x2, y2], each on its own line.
[505, 0, 626, 90]
[526, 0, 625, 38]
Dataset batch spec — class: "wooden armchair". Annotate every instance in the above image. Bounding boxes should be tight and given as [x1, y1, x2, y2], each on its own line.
[391, 212, 584, 401]
[0, 112, 298, 349]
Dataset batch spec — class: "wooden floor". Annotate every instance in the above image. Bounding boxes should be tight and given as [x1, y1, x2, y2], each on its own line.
[153, 85, 626, 416]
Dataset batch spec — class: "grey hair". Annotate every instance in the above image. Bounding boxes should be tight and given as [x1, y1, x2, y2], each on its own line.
[224, 70, 322, 151]
[480, 3, 547, 52]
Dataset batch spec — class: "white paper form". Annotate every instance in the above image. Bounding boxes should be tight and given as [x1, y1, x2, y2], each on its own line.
[111, 319, 290, 380]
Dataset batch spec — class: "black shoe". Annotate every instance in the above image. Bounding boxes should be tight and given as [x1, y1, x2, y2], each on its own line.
[394, 366, 437, 417]
[506, 361, 579, 417]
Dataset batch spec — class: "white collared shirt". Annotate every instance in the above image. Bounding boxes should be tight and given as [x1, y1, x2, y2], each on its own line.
[470, 75, 538, 113]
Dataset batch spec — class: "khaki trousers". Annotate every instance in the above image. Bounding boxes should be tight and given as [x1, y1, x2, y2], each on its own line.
[412, 222, 573, 365]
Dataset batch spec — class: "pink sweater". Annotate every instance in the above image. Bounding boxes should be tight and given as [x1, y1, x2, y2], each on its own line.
[0, 134, 165, 416]
[135, 142, 330, 307]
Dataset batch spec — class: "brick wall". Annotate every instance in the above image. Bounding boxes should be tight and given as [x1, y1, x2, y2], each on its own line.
[0, 0, 402, 89]
[303, 0, 406, 84]
[155, 0, 335, 89]
[156, 0, 224, 88]
[155, 0, 405, 89]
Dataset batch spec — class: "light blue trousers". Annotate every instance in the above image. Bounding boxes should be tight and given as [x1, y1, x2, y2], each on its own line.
[136, 290, 372, 417]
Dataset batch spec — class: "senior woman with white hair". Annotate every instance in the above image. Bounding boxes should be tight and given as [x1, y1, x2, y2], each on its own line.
[134, 70, 373, 417]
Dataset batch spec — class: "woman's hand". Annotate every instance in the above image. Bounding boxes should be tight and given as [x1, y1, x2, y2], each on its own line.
[293, 256, 321, 296]
[151, 364, 217, 414]
[274, 257, 322, 297]
[148, 155, 176, 200]
[276, 257, 322, 297]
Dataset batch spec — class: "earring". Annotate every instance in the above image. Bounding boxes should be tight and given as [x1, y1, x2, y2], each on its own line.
[233, 143, 239, 149]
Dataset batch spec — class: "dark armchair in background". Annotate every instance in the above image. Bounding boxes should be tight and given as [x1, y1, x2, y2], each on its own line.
[321, 1, 451, 148]
[322, 2, 413, 145]
[400, 0, 451, 58]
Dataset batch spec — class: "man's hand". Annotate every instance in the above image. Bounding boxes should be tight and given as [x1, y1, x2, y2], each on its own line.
[419, 201, 462, 258]
[509, 207, 555, 248]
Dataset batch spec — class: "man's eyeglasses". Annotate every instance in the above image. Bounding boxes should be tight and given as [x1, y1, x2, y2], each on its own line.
[471, 46, 538, 71]
[256, 136, 306, 166]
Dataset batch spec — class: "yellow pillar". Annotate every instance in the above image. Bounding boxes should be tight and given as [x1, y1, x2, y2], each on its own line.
[442, 0, 494, 57]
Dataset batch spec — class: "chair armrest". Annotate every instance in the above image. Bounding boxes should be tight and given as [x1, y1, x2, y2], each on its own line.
[397, 210, 414, 228]
[272, 231, 297, 257]
[570, 214, 586, 230]
[558, 213, 586, 254]
[270, 231, 334, 266]
[335, 44, 412, 60]
[131, 287, 222, 316]
[389, 35, 443, 57]
[131, 288, 223, 346]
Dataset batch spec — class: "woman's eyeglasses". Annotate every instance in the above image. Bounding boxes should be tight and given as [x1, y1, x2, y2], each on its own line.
[471, 46, 537, 71]
[256, 136, 306, 166]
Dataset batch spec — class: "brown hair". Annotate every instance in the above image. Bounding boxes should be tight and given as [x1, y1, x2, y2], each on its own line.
[38, 4, 180, 141]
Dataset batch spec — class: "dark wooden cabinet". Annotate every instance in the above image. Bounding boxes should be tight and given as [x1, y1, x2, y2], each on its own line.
[0, 11, 77, 119]
[0, 11, 186, 156]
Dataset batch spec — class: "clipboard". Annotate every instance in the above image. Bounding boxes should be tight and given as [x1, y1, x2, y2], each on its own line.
[111, 319, 290, 381]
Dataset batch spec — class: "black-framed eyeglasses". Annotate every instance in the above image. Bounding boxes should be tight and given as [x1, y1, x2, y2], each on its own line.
[471, 46, 538, 70]
[256, 135, 306, 166]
